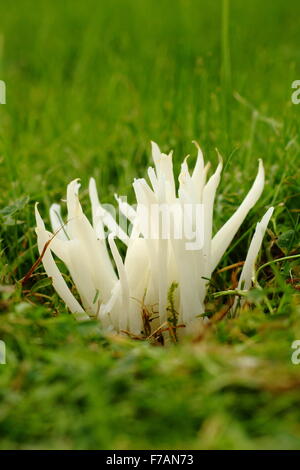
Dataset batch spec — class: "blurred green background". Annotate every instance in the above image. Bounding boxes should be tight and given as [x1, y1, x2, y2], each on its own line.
[1, 0, 300, 195]
[0, 0, 299, 450]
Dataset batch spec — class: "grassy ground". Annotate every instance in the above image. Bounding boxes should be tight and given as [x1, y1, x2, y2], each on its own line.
[0, 0, 299, 450]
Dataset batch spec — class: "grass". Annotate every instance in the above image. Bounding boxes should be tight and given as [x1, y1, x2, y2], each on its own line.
[0, 0, 299, 450]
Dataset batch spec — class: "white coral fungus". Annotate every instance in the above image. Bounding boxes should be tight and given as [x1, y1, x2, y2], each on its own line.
[35, 142, 273, 338]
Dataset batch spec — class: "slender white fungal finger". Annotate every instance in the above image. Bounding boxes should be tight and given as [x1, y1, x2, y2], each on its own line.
[212, 160, 265, 271]
[49, 203, 69, 240]
[35, 204, 89, 321]
[232, 206, 274, 312]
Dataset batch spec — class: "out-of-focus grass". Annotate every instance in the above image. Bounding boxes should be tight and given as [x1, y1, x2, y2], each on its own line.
[1, 303, 300, 450]
[0, 0, 299, 449]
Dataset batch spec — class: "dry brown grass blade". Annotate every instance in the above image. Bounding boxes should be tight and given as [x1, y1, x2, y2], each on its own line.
[216, 261, 244, 274]
[21, 222, 69, 286]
